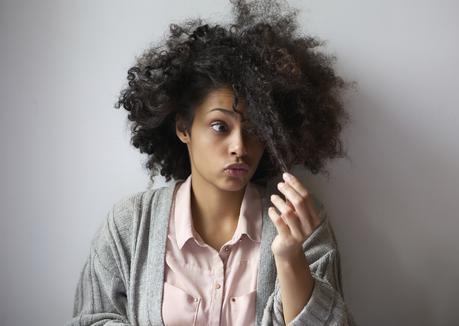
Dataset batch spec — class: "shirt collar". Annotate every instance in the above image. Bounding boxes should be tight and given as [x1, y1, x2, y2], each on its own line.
[174, 174, 262, 250]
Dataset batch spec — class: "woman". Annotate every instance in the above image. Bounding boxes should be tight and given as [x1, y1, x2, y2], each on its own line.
[67, 0, 356, 325]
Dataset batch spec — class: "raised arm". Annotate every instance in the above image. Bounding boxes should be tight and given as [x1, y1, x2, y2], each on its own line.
[262, 172, 357, 325]
[262, 215, 357, 326]
[273, 244, 356, 325]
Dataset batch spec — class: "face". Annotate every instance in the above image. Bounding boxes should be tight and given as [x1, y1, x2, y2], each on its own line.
[176, 86, 266, 192]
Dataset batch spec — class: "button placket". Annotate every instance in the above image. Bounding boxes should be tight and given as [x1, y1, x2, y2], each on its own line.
[210, 256, 224, 324]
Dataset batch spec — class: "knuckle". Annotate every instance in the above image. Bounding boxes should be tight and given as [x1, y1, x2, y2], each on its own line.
[292, 197, 302, 206]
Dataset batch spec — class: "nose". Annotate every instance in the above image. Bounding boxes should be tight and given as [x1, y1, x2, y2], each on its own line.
[229, 128, 248, 159]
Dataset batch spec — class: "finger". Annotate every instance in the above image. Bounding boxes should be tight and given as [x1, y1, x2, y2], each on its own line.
[268, 206, 290, 236]
[277, 182, 302, 208]
[281, 207, 304, 240]
[282, 172, 308, 198]
[270, 194, 303, 240]
[277, 181, 314, 235]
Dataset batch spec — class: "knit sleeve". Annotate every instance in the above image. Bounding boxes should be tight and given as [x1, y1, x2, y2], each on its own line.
[65, 194, 138, 326]
[65, 248, 131, 325]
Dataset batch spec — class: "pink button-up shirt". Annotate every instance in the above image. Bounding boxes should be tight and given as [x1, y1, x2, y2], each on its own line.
[162, 174, 263, 326]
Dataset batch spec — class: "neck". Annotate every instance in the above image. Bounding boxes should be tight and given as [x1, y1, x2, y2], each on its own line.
[189, 173, 247, 237]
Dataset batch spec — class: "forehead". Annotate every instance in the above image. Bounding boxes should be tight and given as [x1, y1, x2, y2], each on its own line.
[196, 87, 247, 117]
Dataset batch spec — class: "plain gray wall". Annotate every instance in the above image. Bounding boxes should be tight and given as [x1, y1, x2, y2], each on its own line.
[1, 0, 458, 325]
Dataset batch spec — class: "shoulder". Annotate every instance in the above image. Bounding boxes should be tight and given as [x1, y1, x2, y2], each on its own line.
[89, 190, 142, 245]
[110, 189, 155, 225]
[107, 183, 174, 233]
[106, 181, 180, 240]
[88, 185, 173, 269]
[90, 187, 162, 251]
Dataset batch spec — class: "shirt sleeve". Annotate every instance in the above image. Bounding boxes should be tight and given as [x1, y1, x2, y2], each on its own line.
[65, 203, 133, 326]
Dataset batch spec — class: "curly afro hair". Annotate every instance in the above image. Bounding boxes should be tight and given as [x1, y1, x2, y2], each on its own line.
[114, 0, 353, 188]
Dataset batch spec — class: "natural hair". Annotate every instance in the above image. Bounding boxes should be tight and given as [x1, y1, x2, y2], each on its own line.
[114, 0, 353, 189]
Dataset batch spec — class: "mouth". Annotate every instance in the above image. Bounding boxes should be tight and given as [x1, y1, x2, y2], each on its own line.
[224, 162, 250, 171]
[224, 168, 249, 178]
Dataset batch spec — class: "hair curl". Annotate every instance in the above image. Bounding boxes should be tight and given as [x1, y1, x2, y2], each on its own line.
[114, 0, 353, 188]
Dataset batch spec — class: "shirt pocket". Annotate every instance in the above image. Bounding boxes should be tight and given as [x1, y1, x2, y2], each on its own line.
[227, 289, 257, 326]
[162, 281, 201, 326]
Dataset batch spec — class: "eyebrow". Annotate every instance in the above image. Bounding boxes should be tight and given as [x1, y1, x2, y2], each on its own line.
[207, 107, 248, 121]
[207, 108, 236, 116]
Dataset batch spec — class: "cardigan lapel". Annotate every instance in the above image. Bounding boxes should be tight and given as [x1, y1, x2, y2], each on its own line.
[146, 179, 277, 326]
[255, 185, 278, 325]
[147, 179, 182, 326]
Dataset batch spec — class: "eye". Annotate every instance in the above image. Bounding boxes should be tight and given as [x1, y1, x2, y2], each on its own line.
[211, 121, 228, 133]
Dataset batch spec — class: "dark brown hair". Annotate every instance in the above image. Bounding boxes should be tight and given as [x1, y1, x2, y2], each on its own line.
[114, 0, 353, 188]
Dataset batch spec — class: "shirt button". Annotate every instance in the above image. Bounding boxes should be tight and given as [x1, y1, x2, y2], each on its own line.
[215, 283, 221, 289]
[224, 246, 230, 252]
[231, 297, 236, 302]
[194, 298, 199, 302]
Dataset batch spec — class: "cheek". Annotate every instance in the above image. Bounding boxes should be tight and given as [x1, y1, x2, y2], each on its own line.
[192, 123, 213, 143]
[200, 132, 222, 149]
[190, 130, 223, 158]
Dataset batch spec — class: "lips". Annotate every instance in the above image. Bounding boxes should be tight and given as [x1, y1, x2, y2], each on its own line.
[225, 163, 249, 171]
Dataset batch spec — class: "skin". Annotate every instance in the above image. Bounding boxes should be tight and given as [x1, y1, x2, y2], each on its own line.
[175, 86, 265, 251]
[176, 86, 324, 324]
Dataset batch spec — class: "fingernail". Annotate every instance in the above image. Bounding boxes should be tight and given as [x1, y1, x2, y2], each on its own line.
[283, 172, 291, 180]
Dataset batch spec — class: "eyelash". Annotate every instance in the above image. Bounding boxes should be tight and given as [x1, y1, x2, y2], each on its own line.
[211, 121, 228, 133]
[210, 120, 256, 137]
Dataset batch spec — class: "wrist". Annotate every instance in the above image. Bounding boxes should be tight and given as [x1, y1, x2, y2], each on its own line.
[274, 246, 305, 266]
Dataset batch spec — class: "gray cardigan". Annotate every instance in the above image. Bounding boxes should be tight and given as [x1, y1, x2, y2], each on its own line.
[67, 179, 357, 325]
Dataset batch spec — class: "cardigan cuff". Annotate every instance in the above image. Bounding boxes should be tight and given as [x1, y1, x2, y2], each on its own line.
[274, 275, 336, 325]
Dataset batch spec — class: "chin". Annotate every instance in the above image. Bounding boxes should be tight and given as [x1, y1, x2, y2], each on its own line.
[221, 172, 251, 191]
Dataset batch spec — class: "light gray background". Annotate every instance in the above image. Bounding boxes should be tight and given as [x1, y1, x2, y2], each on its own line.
[1, 0, 458, 325]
